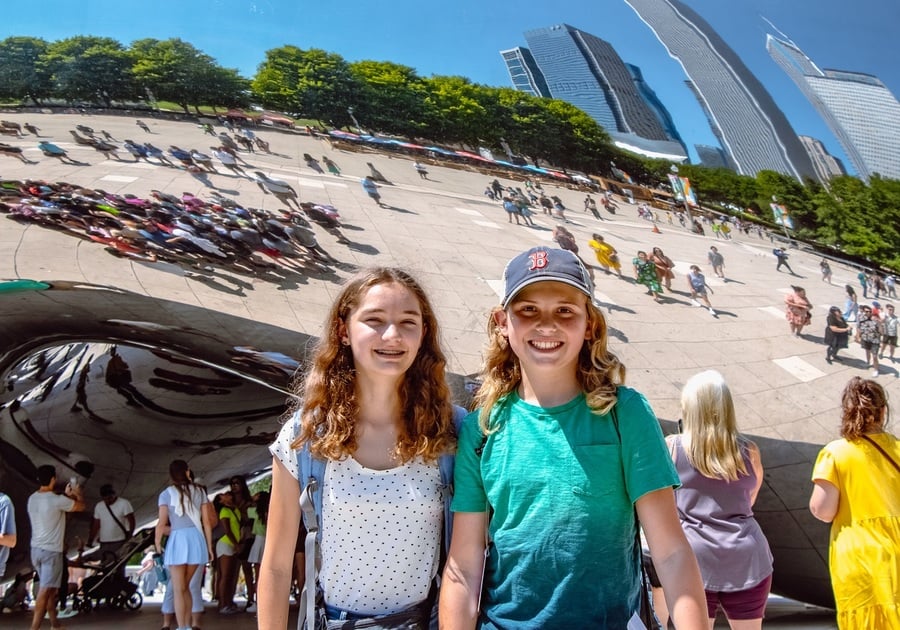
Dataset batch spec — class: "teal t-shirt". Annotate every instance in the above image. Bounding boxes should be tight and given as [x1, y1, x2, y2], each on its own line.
[452, 387, 679, 629]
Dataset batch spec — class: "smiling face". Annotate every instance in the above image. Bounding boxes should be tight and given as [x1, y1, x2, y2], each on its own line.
[495, 281, 590, 381]
[341, 281, 425, 383]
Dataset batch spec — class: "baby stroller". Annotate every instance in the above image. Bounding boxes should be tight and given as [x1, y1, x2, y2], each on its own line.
[69, 528, 153, 613]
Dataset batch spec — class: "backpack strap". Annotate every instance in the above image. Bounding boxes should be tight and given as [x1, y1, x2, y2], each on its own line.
[438, 404, 468, 556]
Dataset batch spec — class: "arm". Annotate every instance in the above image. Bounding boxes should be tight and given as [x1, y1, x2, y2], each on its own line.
[809, 479, 839, 523]
[155, 504, 169, 554]
[257, 457, 301, 630]
[66, 484, 86, 512]
[125, 512, 136, 538]
[439, 511, 488, 630]
[637, 488, 708, 629]
[200, 498, 214, 563]
[746, 441, 764, 506]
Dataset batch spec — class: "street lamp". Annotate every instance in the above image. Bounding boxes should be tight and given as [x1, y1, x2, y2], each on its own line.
[670, 164, 695, 230]
[347, 106, 363, 135]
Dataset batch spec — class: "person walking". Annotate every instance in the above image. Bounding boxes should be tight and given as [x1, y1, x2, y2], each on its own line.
[810, 377, 900, 629]
[255, 172, 301, 211]
[257, 268, 460, 629]
[361, 176, 384, 207]
[708, 246, 725, 280]
[27, 465, 85, 629]
[825, 307, 852, 364]
[773, 247, 794, 274]
[855, 305, 883, 376]
[843, 285, 859, 322]
[880, 303, 898, 362]
[439, 246, 707, 629]
[785, 286, 813, 336]
[669, 371, 773, 630]
[687, 265, 717, 316]
[155, 460, 214, 630]
[634, 250, 663, 302]
[587, 233, 621, 276]
[651, 247, 676, 291]
[820, 259, 833, 284]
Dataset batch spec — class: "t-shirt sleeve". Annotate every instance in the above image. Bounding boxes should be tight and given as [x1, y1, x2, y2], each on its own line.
[270, 411, 301, 479]
[0, 496, 15, 536]
[122, 499, 134, 515]
[93, 503, 102, 519]
[811, 445, 838, 485]
[617, 387, 680, 503]
[158, 489, 170, 508]
[450, 410, 488, 513]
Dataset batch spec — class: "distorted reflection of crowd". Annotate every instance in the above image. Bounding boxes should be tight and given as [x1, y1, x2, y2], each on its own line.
[0, 178, 350, 276]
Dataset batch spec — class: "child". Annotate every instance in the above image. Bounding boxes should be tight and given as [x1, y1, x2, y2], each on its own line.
[687, 265, 717, 316]
[258, 268, 459, 629]
[440, 246, 707, 628]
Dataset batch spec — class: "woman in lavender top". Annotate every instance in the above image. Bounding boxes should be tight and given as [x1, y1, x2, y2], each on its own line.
[666, 371, 773, 629]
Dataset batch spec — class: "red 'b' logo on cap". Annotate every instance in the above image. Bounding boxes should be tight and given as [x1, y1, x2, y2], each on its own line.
[529, 250, 549, 271]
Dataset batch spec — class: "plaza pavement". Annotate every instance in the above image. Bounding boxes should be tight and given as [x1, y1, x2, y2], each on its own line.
[0, 110, 890, 627]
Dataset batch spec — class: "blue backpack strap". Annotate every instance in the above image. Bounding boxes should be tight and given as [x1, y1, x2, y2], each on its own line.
[291, 410, 326, 539]
[438, 404, 468, 555]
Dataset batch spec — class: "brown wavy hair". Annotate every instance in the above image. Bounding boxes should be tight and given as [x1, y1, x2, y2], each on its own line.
[290, 268, 456, 463]
[475, 296, 625, 433]
[841, 377, 890, 439]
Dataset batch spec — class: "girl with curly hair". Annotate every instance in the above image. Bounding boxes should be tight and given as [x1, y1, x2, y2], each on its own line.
[258, 268, 458, 629]
[440, 246, 707, 629]
[810, 377, 900, 629]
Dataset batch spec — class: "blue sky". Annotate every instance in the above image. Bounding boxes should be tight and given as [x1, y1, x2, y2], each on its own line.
[5, 0, 898, 171]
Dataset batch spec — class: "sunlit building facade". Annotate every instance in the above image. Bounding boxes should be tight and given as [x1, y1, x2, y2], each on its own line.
[768, 34, 900, 181]
[798, 135, 846, 183]
[500, 47, 551, 98]
[503, 24, 687, 161]
[625, 0, 817, 181]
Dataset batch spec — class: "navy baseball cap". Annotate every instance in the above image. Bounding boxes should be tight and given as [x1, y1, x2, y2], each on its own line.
[501, 247, 594, 308]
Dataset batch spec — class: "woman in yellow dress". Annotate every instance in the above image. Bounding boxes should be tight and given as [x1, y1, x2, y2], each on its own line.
[587, 233, 622, 276]
[810, 377, 900, 629]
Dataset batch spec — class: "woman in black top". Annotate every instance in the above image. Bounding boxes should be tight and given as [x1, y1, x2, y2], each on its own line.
[825, 306, 851, 363]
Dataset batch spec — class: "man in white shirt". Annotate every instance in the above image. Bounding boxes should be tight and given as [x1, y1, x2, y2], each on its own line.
[86, 484, 134, 577]
[27, 465, 85, 629]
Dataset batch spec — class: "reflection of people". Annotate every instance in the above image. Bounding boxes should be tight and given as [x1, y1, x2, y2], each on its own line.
[155, 460, 213, 630]
[0, 490, 16, 579]
[27, 465, 85, 629]
[773, 248, 793, 273]
[784, 286, 812, 336]
[810, 377, 900, 629]
[258, 268, 458, 628]
[440, 247, 707, 628]
[687, 265, 716, 316]
[361, 176, 383, 207]
[669, 371, 772, 630]
[587, 233, 621, 276]
[824, 307, 851, 364]
[634, 250, 663, 301]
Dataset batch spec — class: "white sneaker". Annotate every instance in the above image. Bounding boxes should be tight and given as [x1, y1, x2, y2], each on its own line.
[872, 369, 880, 377]
[690, 299, 701, 307]
[709, 308, 717, 316]
[57, 607, 78, 619]
[245, 602, 257, 613]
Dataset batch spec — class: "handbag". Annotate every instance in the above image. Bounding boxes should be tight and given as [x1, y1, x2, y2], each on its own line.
[153, 553, 169, 584]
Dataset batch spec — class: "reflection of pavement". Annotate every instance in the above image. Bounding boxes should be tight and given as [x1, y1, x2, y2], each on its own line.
[0, 113, 895, 611]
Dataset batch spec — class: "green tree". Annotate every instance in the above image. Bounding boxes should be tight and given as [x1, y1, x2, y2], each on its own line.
[132, 38, 245, 113]
[43, 36, 134, 106]
[294, 49, 359, 126]
[252, 45, 305, 114]
[349, 60, 427, 137]
[0, 36, 52, 104]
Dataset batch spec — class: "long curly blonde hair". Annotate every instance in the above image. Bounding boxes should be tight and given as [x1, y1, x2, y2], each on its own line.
[474, 297, 625, 433]
[289, 268, 456, 463]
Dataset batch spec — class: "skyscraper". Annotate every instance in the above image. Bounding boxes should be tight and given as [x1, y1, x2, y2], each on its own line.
[624, 0, 817, 181]
[504, 24, 686, 160]
[500, 47, 550, 98]
[798, 135, 846, 183]
[767, 34, 900, 182]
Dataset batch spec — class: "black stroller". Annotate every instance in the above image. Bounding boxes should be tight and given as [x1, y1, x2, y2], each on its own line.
[69, 528, 154, 613]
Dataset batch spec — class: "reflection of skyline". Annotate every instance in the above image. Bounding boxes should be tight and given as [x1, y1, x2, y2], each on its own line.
[5, 0, 898, 172]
